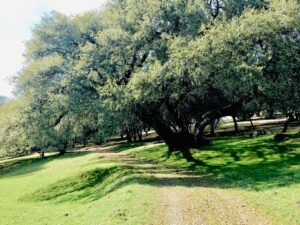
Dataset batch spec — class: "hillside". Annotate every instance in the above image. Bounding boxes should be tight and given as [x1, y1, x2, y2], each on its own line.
[0, 131, 299, 225]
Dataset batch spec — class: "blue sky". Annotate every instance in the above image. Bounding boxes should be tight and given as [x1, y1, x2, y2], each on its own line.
[0, 0, 106, 97]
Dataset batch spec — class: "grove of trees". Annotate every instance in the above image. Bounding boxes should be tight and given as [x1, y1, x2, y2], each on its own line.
[0, 0, 299, 159]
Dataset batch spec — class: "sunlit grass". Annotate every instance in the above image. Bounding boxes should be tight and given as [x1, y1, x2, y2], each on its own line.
[0, 153, 157, 225]
[0, 131, 299, 225]
[125, 133, 300, 225]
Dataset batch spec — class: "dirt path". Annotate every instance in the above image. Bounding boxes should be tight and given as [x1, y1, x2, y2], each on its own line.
[84, 145, 272, 225]
[158, 185, 272, 225]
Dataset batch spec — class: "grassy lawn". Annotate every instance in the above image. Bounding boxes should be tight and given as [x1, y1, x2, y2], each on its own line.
[124, 132, 300, 225]
[0, 152, 158, 225]
[0, 129, 299, 224]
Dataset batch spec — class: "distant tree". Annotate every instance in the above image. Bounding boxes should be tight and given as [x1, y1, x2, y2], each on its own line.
[0, 99, 30, 157]
[15, 11, 103, 154]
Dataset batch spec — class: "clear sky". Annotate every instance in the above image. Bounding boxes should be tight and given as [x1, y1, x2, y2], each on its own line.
[0, 0, 106, 97]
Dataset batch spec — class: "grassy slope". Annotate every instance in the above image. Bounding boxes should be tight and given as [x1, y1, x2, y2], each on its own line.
[125, 133, 300, 225]
[0, 152, 158, 225]
[0, 129, 299, 225]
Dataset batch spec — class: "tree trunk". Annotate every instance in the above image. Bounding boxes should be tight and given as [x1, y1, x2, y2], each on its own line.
[138, 130, 143, 142]
[39, 150, 45, 159]
[59, 148, 66, 155]
[152, 119, 196, 151]
[267, 108, 275, 119]
[296, 113, 300, 121]
[82, 136, 88, 147]
[282, 120, 289, 133]
[143, 125, 150, 136]
[126, 130, 132, 143]
[250, 118, 254, 127]
[282, 114, 294, 133]
[137, 101, 244, 157]
[232, 116, 238, 133]
[58, 142, 67, 155]
[72, 139, 76, 148]
[210, 119, 215, 136]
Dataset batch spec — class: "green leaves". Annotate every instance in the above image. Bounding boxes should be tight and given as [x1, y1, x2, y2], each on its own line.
[2, 0, 300, 155]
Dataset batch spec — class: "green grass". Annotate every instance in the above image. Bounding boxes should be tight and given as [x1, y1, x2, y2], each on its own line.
[124, 133, 300, 225]
[0, 152, 158, 225]
[0, 130, 299, 225]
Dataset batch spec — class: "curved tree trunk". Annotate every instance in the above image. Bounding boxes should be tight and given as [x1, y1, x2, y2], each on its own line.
[250, 118, 254, 127]
[232, 116, 238, 133]
[137, 101, 244, 158]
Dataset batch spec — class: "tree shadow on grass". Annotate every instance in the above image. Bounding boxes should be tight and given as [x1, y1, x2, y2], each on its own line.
[125, 135, 300, 191]
[0, 152, 90, 178]
[189, 135, 300, 190]
[22, 135, 300, 203]
[13, 133, 300, 204]
[113, 136, 163, 153]
[21, 163, 212, 203]
[113, 142, 145, 152]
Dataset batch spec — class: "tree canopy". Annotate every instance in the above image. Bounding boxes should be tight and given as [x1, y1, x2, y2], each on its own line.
[1, 0, 299, 158]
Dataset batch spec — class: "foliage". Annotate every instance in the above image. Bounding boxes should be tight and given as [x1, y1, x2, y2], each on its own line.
[1, 0, 300, 157]
[0, 99, 30, 158]
[127, 0, 300, 150]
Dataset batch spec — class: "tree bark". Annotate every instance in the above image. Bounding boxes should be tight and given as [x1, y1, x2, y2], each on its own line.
[250, 118, 254, 127]
[38, 150, 45, 159]
[138, 130, 143, 142]
[267, 108, 275, 119]
[282, 114, 294, 133]
[57, 142, 67, 155]
[296, 113, 300, 121]
[126, 130, 132, 143]
[232, 116, 238, 133]
[137, 101, 244, 155]
[71, 139, 76, 148]
[282, 120, 289, 133]
[210, 119, 215, 136]
[59, 149, 66, 155]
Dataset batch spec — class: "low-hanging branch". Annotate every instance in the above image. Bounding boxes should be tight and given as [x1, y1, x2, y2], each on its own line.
[44, 111, 68, 130]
